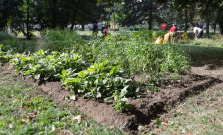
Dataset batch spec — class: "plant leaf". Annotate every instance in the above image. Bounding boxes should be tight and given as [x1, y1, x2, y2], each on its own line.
[78, 71, 85, 78]
[34, 74, 40, 80]
[70, 95, 77, 101]
[110, 66, 118, 76]
[121, 97, 128, 102]
[121, 85, 129, 97]
[62, 70, 66, 76]
[64, 78, 75, 83]
[75, 78, 81, 83]
[104, 97, 113, 102]
[96, 92, 101, 98]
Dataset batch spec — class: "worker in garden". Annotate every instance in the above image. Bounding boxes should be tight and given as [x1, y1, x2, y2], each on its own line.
[92, 21, 98, 38]
[193, 26, 203, 40]
[160, 22, 168, 32]
[170, 24, 178, 43]
[103, 26, 110, 38]
[101, 23, 107, 34]
[170, 24, 178, 34]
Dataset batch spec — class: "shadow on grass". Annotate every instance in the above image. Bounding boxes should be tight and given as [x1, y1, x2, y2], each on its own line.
[182, 45, 223, 66]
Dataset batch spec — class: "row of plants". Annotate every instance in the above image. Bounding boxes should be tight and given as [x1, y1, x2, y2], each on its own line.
[0, 46, 137, 111]
[91, 40, 190, 77]
[0, 29, 191, 111]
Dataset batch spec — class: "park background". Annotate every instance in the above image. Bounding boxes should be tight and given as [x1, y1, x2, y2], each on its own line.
[0, 0, 223, 135]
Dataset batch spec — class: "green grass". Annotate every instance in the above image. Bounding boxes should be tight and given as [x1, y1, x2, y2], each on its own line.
[76, 30, 121, 37]
[150, 87, 223, 135]
[182, 44, 223, 65]
[191, 37, 223, 47]
[0, 70, 126, 135]
[0, 32, 14, 41]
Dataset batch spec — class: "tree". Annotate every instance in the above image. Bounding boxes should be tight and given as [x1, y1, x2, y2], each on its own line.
[32, 0, 106, 31]
[0, 0, 24, 31]
[69, 0, 107, 31]
[170, 0, 196, 32]
[171, 0, 223, 35]
[115, 0, 171, 30]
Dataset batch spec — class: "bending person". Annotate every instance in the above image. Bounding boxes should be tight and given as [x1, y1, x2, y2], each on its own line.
[193, 26, 203, 40]
[170, 24, 178, 43]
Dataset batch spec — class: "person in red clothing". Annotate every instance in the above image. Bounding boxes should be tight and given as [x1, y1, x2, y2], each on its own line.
[170, 24, 178, 33]
[103, 26, 110, 38]
[170, 24, 178, 43]
[160, 22, 168, 32]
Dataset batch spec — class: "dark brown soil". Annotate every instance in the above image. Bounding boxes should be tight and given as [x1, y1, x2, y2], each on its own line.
[1, 63, 223, 134]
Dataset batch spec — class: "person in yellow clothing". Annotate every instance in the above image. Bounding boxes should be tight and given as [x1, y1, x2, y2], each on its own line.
[181, 32, 188, 40]
[155, 36, 164, 44]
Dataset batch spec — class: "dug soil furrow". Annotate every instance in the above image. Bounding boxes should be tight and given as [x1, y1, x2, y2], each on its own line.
[1, 64, 223, 134]
[39, 75, 222, 133]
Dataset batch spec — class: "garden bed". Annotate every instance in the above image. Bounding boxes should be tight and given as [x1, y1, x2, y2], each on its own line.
[1, 64, 222, 134]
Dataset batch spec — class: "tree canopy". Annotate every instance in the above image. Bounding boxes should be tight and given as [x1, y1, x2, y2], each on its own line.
[1, 0, 223, 38]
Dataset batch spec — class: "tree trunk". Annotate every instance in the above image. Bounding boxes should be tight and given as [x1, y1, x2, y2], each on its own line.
[205, 2, 210, 38]
[26, 0, 31, 40]
[51, 0, 57, 29]
[18, 25, 27, 37]
[213, 24, 216, 34]
[206, 13, 210, 38]
[148, 5, 152, 30]
[184, 10, 188, 32]
[70, 0, 78, 31]
[81, 24, 84, 31]
[220, 22, 223, 34]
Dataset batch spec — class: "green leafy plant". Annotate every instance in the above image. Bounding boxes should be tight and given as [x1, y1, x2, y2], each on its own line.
[104, 85, 131, 112]
[2, 39, 36, 53]
[10, 49, 85, 80]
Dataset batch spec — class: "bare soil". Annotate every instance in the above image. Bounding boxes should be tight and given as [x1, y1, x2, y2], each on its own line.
[1, 63, 223, 134]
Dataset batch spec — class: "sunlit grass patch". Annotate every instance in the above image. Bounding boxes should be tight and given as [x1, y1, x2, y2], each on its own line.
[151, 88, 223, 135]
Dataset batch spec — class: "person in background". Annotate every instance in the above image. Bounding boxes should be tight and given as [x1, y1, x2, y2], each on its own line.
[193, 26, 203, 40]
[160, 22, 168, 32]
[199, 23, 203, 29]
[103, 26, 110, 38]
[170, 24, 178, 43]
[92, 21, 98, 37]
[170, 24, 178, 34]
[97, 23, 102, 32]
[101, 23, 107, 35]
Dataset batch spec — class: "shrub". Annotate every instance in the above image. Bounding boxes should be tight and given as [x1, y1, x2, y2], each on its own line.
[0, 32, 14, 41]
[2, 39, 35, 53]
[90, 40, 190, 77]
[41, 29, 84, 52]
[133, 29, 153, 41]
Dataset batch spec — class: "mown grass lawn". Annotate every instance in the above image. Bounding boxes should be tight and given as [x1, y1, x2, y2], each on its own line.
[150, 87, 223, 135]
[182, 44, 223, 65]
[0, 69, 126, 135]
